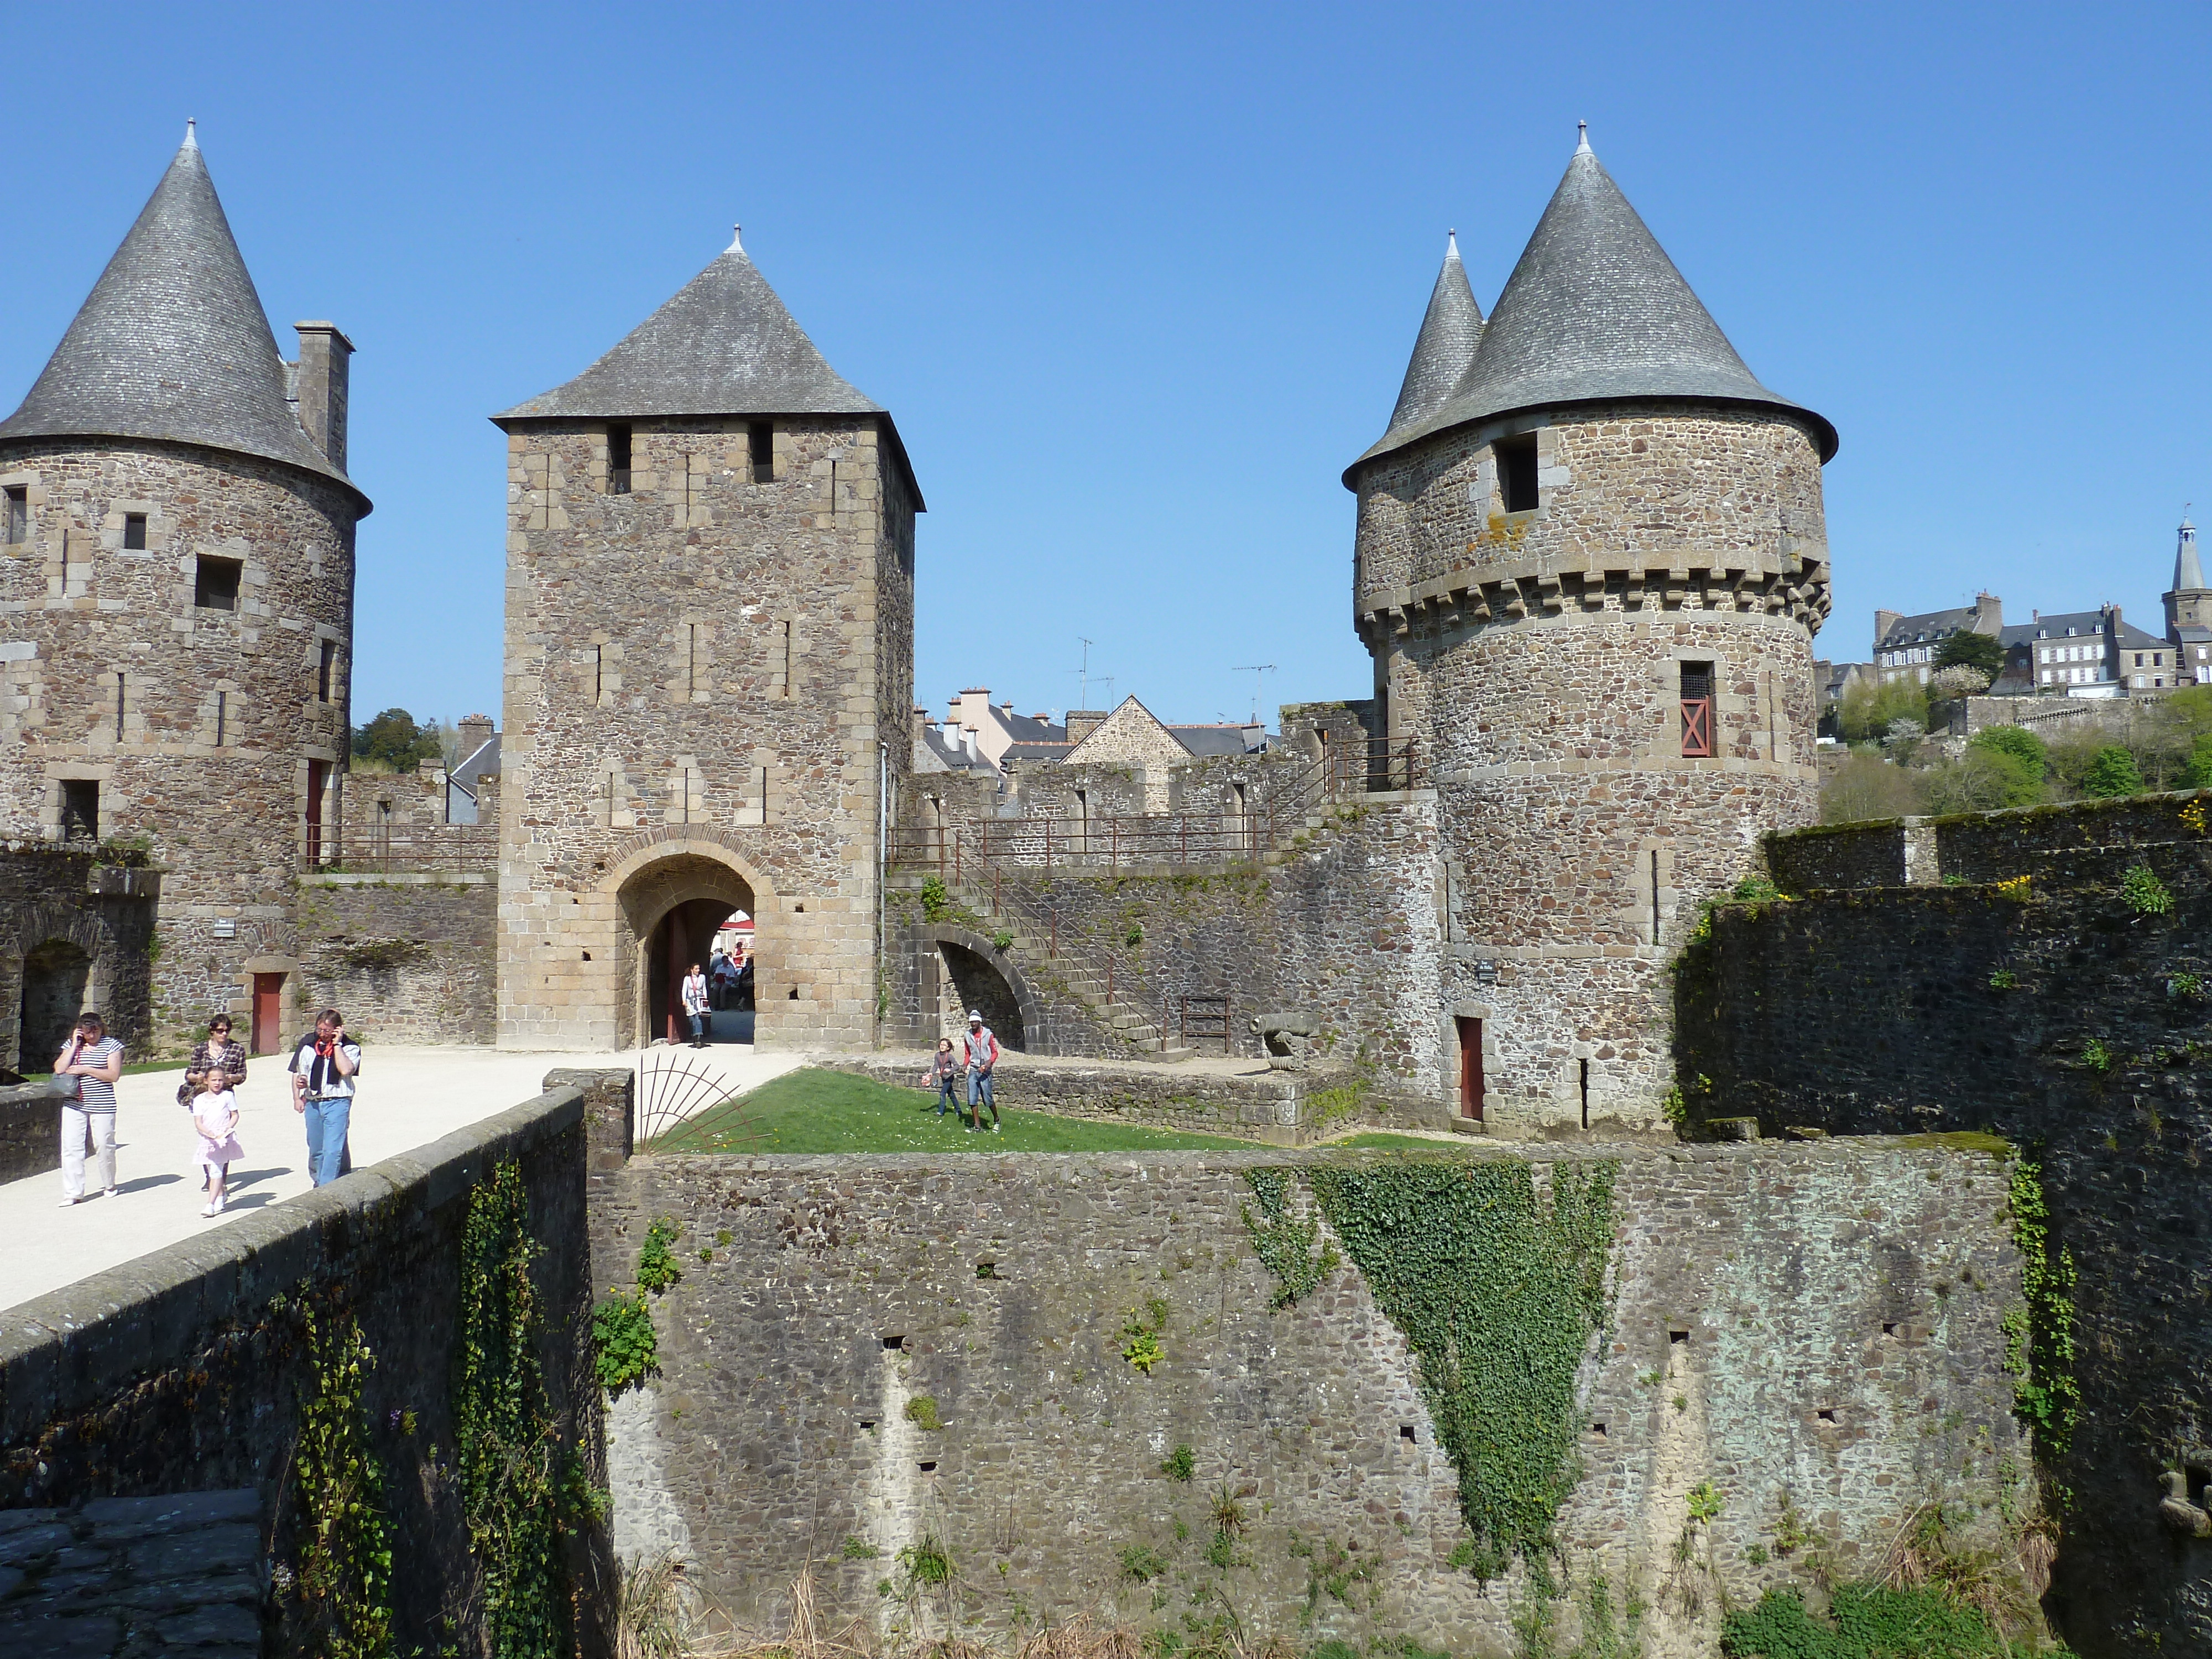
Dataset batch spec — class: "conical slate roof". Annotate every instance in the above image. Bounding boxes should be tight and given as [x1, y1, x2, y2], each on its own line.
[495, 231, 884, 422]
[2177, 519, 2204, 592]
[1349, 133, 1834, 482]
[1384, 233, 1484, 436]
[0, 128, 364, 504]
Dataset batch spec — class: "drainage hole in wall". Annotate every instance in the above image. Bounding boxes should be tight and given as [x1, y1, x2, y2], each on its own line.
[795, 902, 805, 912]
[1882, 1322, 1898, 1337]
[789, 987, 799, 999]
[1817, 1408, 1837, 1423]
[582, 950, 591, 961]
[975, 1260, 998, 1279]
[1589, 1422, 1608, 1439]
[859, 1420, 877, 1431]
[1397, 1425, 1415, 1444]
[917, 1460, 937, 1475]
[1668, 1328, 1689, 1344]
[881, 1334, 906, 1350]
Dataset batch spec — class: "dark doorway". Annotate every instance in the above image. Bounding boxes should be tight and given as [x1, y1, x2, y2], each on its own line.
[1456, 1016, 1484, 1120]
[22, 940, 92, 1070]
[305, 760, 328, 867]
[252, 973, 285, 1056]
[938, 942, 1025, 1051]
[645, 896, 752, 1046]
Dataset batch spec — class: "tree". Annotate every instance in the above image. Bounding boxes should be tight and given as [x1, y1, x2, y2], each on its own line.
[1926, 747, 2041, 813]
[2081, 745, 2146, 799]
[1821, 752, 1926, 825]
[349, 708, 444, 772]
[1836, 677, 1929, 743]
[1969, 724, 2048, 775]
[2189, 731, 2212, 790]
[1934, 630, 2006, 678]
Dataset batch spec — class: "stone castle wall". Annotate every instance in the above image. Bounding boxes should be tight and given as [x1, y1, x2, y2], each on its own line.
[0, 845, 156, 1071]
[1352, 408, 1830, 1135]
[293, 875, 497, 1046]
[1677, 797, 2212, 1653]
[0, 439, 357, 1053]
[497, 416, 913, 1051]
[593, 1140, 2024, 1656]
[0, 1074, 617, 1656]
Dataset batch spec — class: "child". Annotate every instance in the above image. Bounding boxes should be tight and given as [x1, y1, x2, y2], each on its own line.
[191, 1073, 243, 1218]
[922, 1038, 959, 1119]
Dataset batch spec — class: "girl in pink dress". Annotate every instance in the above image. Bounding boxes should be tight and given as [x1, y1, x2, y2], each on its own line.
[191, 1075, 244, 1218]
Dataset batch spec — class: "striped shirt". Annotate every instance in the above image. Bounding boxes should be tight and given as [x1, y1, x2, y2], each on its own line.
[62, 1037, 123, 1112]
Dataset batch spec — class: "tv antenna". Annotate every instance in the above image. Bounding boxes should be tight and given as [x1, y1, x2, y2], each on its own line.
[1232, 664, 1276, 725]
[1071, 637, 1104, 712]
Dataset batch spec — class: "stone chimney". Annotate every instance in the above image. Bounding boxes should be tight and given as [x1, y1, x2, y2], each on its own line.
[1066, 711, 1107, 745]
[956, 688, 994, 733]
[292, 322, 354, 470]
[458, 712, 494, 757]
[1874, 609, 1902, 649]
[1973, 592, 2004, 635]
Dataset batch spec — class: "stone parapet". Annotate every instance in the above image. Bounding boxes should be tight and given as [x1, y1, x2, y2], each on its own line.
[0, 1080, 70, 1183]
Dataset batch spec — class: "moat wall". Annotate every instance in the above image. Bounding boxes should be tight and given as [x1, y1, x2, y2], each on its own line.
[593, 1140, 2023, 1657]
[1680, 792, 2212, 1655]
[0, 1073, 617, 1656]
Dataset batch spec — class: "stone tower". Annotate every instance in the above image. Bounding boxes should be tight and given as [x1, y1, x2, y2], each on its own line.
[492, 229, 919, 1050]
[1344, 131, 1834, 1133]
[2164, 517, 2212, 684]
[0, 126, 368, 1062]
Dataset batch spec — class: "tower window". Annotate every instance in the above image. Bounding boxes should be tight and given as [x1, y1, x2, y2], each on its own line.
[60, 780, 98, 844]
[1496, 434, 1540, 513]
[749, 421, 774, 483]
[318, 640, 337, 702]
[1680, 661, 1715, 758]
[194, 555, 242, 611]
[4, 486, 28, 544]
[607, 423, 632, 494]
[122, 513, 147, 551]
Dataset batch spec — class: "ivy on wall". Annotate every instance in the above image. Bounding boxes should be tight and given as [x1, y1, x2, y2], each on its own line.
[2003, 1155, 2080, 1460]
[1240, 1167, 1339, 1307]
[455, 1160, 565, 1659]
[289, 1286, 397, 1659]
[1246, 1157, 1619, 1582]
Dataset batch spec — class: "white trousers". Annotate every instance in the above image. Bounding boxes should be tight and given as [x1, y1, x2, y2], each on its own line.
[60, 1105, 116, 1198]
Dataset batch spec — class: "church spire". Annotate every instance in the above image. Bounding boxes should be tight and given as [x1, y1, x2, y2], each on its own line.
[2177, 514, 2204, 592]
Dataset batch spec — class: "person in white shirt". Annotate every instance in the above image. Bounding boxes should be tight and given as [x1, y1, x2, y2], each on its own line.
[681, 963, 711, 1048]
[962, 1010, 1001, 1133]
[288, 1009, 361, 1187]
[55, 1011, 125, 1206]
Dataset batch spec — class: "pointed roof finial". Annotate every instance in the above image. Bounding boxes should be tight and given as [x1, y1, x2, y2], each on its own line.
[731, 223, 743, 253]
[1447, 229, 1459, 259]
[1575, 120, 1591, 156]
[183, 117, 197, 150]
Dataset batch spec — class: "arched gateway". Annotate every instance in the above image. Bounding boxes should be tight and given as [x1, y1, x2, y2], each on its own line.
[615, 846, 759, 1048]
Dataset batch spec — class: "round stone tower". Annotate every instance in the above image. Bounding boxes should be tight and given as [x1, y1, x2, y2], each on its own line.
[1344, 130, 1834, 1134]
[0, 126, 369, 1059]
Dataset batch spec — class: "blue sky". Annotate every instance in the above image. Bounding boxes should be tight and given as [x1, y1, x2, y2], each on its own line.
[2, 3, 2206, 729]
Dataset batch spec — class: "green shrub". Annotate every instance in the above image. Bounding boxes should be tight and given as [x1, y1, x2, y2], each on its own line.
[919, 875, 950, 922]
[590, 1292, 657, 1396]
[635, 1218, 683, 1294]
[2121, 863, 2174, 915]
[1969, 723, 2047, 773]
[1160, 1443, 1196, 1481]
[1118, 1543, 1170, 1581]
[903, 1395, 942, 1431]
[1721, 1583, 2006, 1657]
[2082, 745, 2146, 798]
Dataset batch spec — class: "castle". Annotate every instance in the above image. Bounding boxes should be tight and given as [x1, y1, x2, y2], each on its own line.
[0, 124, 1828, 1140]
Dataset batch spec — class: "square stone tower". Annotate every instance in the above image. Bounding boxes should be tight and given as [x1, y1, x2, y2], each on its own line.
[491, 229, 919, 1050]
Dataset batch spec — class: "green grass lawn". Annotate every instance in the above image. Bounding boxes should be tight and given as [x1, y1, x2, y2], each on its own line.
[652, 1066, 1267, 1155]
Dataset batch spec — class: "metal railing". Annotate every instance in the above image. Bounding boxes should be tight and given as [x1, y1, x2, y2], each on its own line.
[309, 831, 497, 875]
[1178, 993, 1231, 1055]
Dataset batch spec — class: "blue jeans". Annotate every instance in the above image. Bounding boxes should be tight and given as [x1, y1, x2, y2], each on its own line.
[688, 1011, 707, 1042]
[967, 1070, 997, 1119]
[304, 1096, 351, 1186]
[936, 1074, 960, 1115]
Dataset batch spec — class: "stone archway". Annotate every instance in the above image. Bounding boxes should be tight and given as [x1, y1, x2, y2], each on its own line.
[611, 841, 772, 1050]
[920, 924, 1042, 1053]
[20, 938, 92, 1070]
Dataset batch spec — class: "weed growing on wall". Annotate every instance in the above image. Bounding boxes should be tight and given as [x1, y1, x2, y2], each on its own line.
[1246, 1157, 1619, 1580]
[2121, 863, 2174, 917]
[904, 1395, 943, 1431]
[1160, 1443, 1196, 1481]
[1239, 1168, 1339, 1307]
[288, 1286, 396, 1659]
[455, 1161, 566, 1659]
[1720, 1583, 2010, 1657]
[593, 1217, 684, 1396]
[1120, 1297, 1171, 1373]
[2004, 1157, 2080, 1459]
[635, 1218, 683, 1293]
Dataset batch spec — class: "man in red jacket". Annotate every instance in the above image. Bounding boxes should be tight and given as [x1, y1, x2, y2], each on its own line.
[961, 1010, 1001, 1134]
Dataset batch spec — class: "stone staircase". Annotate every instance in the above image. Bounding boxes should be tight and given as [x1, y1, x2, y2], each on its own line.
[889, 864, 1196, 1058]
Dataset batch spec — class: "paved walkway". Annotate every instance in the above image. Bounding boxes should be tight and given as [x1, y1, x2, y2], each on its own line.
[0, 1037, 805, 1314]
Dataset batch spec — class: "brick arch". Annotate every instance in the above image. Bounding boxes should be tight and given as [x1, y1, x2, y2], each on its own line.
[605, 838, 775, 1049]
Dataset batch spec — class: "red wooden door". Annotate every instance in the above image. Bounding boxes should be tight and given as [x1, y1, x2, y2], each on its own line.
[252, 973, 284, 1056]
[1456, 1016, 1484, 1120]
